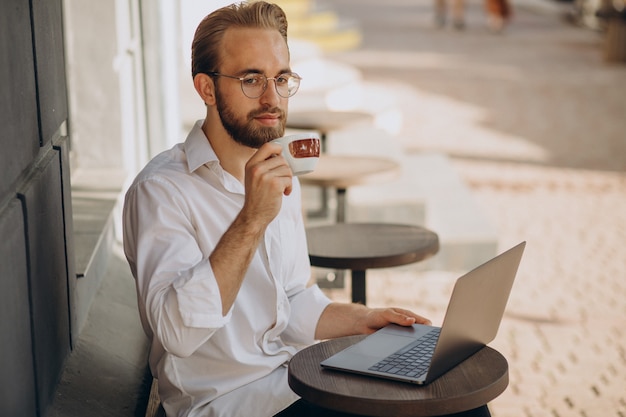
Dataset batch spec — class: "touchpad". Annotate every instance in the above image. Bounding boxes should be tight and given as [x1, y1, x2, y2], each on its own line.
[349, 330, 413, 358]
[379, 323, 436, 338]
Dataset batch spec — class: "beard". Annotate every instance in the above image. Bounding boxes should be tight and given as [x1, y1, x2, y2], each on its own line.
[215, 87, 286, 148]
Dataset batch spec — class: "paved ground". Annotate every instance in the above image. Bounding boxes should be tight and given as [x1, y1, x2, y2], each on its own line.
[314, 0, 626, 415]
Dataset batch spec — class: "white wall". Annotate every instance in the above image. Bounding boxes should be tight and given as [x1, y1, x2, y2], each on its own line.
[178, 0, 233, 130]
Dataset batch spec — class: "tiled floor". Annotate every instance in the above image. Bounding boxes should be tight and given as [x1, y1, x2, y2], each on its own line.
[458, 164, 626, 416]
[316, 0, 626, 415]
[326, 164, 626, 417]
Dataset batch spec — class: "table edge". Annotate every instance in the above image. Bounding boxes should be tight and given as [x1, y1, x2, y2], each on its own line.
[288, 336, 509, 417]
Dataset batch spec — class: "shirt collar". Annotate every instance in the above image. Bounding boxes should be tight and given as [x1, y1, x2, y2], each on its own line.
[184, 120, 219, 173]
[183, 119, 244, 194]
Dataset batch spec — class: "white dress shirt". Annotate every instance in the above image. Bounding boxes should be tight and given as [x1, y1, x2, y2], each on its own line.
[123, 120, 332, 417]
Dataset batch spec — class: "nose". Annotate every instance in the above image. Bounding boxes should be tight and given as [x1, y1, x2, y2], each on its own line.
[259, 78, 282, 105]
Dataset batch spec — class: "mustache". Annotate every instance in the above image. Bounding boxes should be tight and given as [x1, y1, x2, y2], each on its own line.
[248, 107, 285, 119]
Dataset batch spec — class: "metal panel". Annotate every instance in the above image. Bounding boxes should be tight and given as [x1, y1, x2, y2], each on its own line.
[0, 0, 39, 198]
[0, 200, 38, 417]
[19, 148, 71, 412]
[54, 136, 77, 347]
[32, 0, 68, 145]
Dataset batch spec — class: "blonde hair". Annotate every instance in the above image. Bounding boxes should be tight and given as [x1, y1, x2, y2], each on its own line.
[191, 1, 289, 78]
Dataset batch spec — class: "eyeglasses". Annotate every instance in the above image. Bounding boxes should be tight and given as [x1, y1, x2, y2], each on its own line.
[208, 72, 302, 98]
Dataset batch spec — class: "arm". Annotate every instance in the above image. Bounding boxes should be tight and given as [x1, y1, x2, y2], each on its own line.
[123, 142, 293, 356]
[123, 178, 226, 357]
[314, 303, 432, 340]
[209, 142, 292, 315]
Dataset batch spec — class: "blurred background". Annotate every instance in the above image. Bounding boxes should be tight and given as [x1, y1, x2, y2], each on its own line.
[2, 0, 625, 416]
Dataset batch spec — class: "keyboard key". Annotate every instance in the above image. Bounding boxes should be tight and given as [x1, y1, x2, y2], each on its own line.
[369, 328, 441, 377]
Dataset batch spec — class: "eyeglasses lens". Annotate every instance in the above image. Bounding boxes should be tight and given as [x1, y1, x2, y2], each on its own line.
[241, 74, 300, 98]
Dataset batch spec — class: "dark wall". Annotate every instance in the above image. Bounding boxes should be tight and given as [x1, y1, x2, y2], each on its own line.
[0, 0, 75, 416]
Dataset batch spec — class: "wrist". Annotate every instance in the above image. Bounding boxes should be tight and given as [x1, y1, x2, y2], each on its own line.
[234, 208, 268, 237]
[352, 304, 372, 334]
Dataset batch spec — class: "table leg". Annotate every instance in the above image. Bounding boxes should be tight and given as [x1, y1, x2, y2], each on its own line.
[309, 187, 347, 289]
[304, 131, 330, 219]
[319, 132, 332, 220]
[351, 270, 366, 305]
[336, 188, 346, 223]
[306, 188, 330, 219]
[309, 187, 345, 222]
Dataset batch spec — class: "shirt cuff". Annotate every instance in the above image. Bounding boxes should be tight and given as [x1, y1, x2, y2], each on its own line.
[173, 260, 232, 328]
[284, 285, 332, 345]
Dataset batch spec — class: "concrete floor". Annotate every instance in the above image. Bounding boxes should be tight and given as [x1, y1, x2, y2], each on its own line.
[47, 243, 150, 417]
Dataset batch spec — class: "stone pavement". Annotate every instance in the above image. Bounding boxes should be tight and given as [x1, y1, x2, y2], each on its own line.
[306, 0, 626, 415]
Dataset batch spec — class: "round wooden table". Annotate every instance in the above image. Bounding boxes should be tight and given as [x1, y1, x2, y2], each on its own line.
[306, 223, 439, 304]
[288, 335, 509, 417]
[287, 110, 372, 142]
[300, 155, 400, 222]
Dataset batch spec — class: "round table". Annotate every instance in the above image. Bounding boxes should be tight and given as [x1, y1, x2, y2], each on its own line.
[288, 335, 509, 417]
[306, 223, 439, 304]
[287, 110, 372, 142]
[300, 155, 400, 222]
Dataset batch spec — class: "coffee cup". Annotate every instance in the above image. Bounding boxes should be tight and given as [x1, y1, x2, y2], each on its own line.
[271, 132, 321, 176]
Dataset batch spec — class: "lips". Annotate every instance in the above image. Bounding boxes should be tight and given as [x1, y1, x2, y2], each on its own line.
[251, 108, 285, 126]
[256, 113, 280, 121]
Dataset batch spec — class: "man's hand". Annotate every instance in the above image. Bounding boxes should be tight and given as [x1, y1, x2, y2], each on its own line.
[357, 307, 432, 335]
[242, 142, 293, 224]
[315, 303, 432, 340]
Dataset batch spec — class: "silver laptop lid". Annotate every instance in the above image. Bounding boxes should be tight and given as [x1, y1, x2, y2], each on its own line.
[425, 241, 525, 383]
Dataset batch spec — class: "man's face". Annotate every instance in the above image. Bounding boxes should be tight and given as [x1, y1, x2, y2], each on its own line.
[214, 28, 290, 148]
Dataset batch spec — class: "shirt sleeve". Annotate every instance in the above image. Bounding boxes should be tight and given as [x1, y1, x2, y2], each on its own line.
[123, 176, 230, 358]
[278, 183, 332, 345]
[282, 285, 332, 346]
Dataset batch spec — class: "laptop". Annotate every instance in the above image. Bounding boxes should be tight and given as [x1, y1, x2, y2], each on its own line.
[320, 241, 526, 385]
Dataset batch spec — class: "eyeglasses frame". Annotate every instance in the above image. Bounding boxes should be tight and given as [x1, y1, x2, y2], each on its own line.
[207, 71, 302, 99]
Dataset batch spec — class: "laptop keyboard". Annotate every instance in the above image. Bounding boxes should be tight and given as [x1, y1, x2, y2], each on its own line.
[368, 328, 441, 378]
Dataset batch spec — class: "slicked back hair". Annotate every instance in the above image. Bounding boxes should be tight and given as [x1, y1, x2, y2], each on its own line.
[191, 1, 289, 78]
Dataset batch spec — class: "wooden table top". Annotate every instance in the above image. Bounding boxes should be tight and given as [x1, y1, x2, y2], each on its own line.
[288, 335, 509, 417]
[299, 154, 401, 190]
[306, 223, 439, 271]
[287, 110, 372, 133]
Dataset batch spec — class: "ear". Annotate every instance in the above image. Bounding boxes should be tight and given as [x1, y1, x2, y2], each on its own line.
[193, 73, 216, 106]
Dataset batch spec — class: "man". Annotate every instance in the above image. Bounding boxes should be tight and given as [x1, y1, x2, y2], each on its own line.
[485, 0, 512, 32]
[435, 0, 465, 29]
[123, 2, 431, 416]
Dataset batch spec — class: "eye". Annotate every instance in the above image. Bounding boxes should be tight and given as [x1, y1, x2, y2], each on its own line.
[275, 74, 290, 85]
[242, 74, 263, 86]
